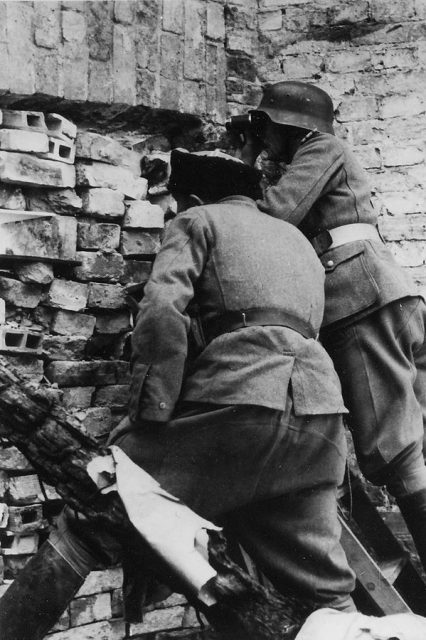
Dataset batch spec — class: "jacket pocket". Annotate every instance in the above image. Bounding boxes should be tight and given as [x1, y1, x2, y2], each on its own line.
[128, 362, 151, 423]
[321, 243, 379, 326]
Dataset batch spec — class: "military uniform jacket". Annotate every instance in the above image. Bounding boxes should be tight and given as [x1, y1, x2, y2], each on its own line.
[257, 132, 417, 327]
[129, 196, 346, 423]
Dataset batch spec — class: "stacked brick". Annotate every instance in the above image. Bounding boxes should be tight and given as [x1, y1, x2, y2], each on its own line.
[250, 0, 426, 297]
[0, 0, 228, 123]
[0, 108, 202, 638]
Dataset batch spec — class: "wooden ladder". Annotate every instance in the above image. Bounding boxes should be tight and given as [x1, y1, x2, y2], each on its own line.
[338, 472, 426, 616]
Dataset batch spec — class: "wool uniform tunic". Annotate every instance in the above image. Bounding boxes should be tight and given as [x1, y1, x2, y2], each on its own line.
[257, 132, 426, 482]
[109, 195, 355, 609]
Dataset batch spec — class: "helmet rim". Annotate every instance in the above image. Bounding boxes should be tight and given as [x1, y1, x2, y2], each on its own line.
[254, 81, 335, 135]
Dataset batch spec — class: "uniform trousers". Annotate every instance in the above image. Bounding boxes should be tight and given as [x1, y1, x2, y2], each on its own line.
[321, 296, 426, 498]
[50, 399, 355, 611]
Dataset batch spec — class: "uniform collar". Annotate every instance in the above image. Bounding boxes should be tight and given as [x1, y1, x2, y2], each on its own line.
[216, 195, 258, 207]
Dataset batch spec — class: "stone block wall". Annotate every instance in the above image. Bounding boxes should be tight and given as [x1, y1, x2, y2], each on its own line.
[228, 0, 426, 295]
[0, 0, 228, 123]
[0, 110, 204, 638]
[0, 1, 425, 286]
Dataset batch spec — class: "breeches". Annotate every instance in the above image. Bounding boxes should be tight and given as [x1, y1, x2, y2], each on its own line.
[50, 401, 355, 609]
[321, 296, 426, 496]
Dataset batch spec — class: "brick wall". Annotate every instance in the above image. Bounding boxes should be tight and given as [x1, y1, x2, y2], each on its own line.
[1, 1, 425, 285]
[227, 0, 426, 293]
[0, 0, 228, 123]
[0, 0, 426, 638]
[0, 111, 207, 638]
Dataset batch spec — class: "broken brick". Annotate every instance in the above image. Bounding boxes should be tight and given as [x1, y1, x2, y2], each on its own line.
[45, 113, 77, 141]
[79, 407, 112, 438]
[44, 279, 89, 312]
[0, 277, 43, 308]
[87, 282, 127, 310]
[0, 215, 77, 262]
[0, 185, 26, 210]
[0, 447, 33, 473]
[15, 262, 54, 285]
[77, 222, 121, 251]
[120, 230, 161, 257]
[6, 475, 42, 505]
[0, 151, 76, 188]
[0, 129, 49, 154]
[73, 251, 124, 283]
[123, 200, 165, 229]
[76, 161, 147, 200]
[69, 592, 113, 628]
[5, 504, 44, 533]
[76, 131, 140, 175]
[1, 532, 39, 555]
[80, 187, 126, 219]
[51, 310, 96, 338]
[25, 187, 82, 215]
[0, 355, 44, 382]
[95, 310, 132, 334]
[61, 386, 95, 410]
[43, 335, 87, 360]
[122, 259, 153, 284]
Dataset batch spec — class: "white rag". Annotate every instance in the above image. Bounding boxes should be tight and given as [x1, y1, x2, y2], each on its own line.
[87, 447, 221, 606]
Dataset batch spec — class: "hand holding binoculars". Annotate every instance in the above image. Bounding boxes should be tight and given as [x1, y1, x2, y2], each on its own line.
[225, 112, 268, 147]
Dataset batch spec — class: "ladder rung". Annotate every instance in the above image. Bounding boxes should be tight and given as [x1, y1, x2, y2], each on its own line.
[339, 516, 411, 614]
[379, 555, 408, 585]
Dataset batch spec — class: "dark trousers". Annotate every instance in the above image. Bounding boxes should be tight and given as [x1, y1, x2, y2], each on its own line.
[322, 296, 426, 497]
[51, 400, 355, 610]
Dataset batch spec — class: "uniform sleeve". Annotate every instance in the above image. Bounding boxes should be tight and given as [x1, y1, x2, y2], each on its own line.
[257, 134, 345, 228]
[129, 210, 210, 424]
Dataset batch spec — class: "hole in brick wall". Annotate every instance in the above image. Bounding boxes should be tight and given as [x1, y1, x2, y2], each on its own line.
[27, 114, 43, 128]
[25, 334, 42, 349]
[4, 332, 24, 347]
[48, 140, 55, 153]
[1, 536, 13, 549]
[59, 144, 71, 159]
[21, 509, 38, 524]
[45, 114, 61, 133]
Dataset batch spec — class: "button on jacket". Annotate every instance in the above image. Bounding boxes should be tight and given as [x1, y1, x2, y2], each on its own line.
[257, 132, 417, 327]
[129, 196, 346, 424]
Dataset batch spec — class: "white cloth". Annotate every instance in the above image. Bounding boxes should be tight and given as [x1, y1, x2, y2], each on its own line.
[296, 608, 426, 640]
[87, 447, 221, 605]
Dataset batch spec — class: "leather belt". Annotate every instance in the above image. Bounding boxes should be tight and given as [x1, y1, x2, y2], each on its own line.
[311, 223, 382, 256]
[202, 307, 317, 344]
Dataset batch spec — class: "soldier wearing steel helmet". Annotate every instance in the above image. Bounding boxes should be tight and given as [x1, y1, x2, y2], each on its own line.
[234, 80, 426, 572]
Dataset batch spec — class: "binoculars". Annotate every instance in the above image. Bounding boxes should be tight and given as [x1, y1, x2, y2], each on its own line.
[225, 111, 269, 137]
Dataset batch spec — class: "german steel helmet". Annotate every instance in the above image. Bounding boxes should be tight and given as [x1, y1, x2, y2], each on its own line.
[253, 81, 335, 134]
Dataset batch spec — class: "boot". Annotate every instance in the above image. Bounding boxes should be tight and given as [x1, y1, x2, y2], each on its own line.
[396, 489, 426, 571]
[0, 541, 85, 640]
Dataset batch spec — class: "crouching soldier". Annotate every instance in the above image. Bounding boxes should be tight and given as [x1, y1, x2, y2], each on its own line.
[236, 80, 426, 571]
[0, 150, 355, 640]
